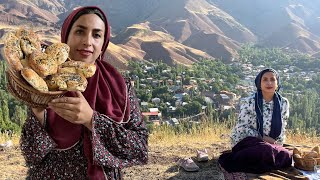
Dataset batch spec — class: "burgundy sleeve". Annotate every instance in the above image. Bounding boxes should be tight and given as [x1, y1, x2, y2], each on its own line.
[91, 81, 148, 169]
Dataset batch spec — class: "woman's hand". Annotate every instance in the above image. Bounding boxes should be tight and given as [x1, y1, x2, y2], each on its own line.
[48, 91, 93, 130]
[263, 135, 276, 144]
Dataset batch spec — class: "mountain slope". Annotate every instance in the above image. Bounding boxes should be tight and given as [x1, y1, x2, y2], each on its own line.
[209, 0, 320, 55]
[112, 23, 213, 66]
[1, 0, 320, 67]
[111, 0, 256, 63]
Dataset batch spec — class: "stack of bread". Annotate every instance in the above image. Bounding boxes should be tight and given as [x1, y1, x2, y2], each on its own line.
[3, 28, 96, 92]
[293, 146, 320, 171]
[2, 28, 96, 107]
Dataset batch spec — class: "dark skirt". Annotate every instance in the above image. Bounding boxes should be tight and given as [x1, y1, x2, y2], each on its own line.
[218, 136, 292, 174]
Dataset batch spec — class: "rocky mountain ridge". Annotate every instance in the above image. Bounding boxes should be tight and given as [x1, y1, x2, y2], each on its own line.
[1, 0, 320, 67]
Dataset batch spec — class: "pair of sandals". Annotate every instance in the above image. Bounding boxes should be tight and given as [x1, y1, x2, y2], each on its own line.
[177, 149, 209, 172]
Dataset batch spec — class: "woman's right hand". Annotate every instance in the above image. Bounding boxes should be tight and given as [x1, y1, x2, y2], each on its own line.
[31, 108, 46, 126]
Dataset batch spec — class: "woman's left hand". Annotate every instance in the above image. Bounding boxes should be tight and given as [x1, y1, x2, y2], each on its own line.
[48, 91, 93, 130]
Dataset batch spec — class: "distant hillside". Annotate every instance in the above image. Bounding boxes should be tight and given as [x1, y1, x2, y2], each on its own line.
[1, 0, 320, 67]
[112, 23, 213, 66]
[209, 0, 320, 55]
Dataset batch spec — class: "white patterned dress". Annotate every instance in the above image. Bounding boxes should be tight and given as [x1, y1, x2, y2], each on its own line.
[230, 94, 289, 147]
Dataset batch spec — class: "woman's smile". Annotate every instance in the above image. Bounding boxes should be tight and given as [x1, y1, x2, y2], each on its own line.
[77, 49, 93, 57]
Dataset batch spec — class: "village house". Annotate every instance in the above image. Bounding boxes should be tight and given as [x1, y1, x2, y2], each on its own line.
[141, 108, 162, 125]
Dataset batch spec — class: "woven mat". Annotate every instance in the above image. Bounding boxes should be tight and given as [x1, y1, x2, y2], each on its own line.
[219, 164, 309, 180]
[218, 152, 309, 180]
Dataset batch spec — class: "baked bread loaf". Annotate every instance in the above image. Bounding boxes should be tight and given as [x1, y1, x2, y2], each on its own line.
[304, 151, 319, 159]
[20, 59, 30, 68]
[293, 146, 320, 171]
[45, 43, 70, 65]
[59, 60, 96, 78]
[28, 51, 58, 77]
[3, 32, 24, 71]
[293, 148, 301, 156]
[21, 68, 49, 92]
[57, 66, 77, 74]
[312, 146, 319, 155]
[45, 73, 87, 92]
[15, 28, 41, 56]
[3, 28, 94, 93]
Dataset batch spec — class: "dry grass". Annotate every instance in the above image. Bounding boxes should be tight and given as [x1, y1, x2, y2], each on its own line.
[148, 122, 230, 147]
[0, 133, 20, 145]
[0, 133, 27, 180]
[0, 124, 319, 180]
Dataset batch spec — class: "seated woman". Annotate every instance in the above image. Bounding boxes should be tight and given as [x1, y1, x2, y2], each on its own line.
[219, 68, 292, 174]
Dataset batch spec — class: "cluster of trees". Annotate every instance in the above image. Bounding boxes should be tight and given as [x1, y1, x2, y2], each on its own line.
[0, 61, 27, 132]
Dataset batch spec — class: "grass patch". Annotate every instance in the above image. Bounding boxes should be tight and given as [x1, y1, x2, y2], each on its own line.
[0, 132, 20, 146]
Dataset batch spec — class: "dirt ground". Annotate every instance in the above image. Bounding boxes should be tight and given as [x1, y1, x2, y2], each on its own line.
[123, 143, 228, 180]
[0, 142, 228, 180]
[1, 140, 319, 180]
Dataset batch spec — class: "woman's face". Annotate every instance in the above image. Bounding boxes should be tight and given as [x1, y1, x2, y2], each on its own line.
[67, 14, 105, 64]
[260, 71, 278, 94]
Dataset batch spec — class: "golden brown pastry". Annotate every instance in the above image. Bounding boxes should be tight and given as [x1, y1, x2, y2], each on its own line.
[20, 59, 30, 68]
[45, 73, 88, 92]
[15, 28, 41, 56]
[59, 60, 96, 78]
[45, 75, 64, 91]
[3, 32, 24, 71]
[312, 146, 319, 155]
[3, 48, 23, 71]
[63, 73, 88, 92]
[21, 68, 49, 92]
[45, 43, 70, 65]
[304, 151, 318, 159]
[57, 66, 77, 74]
[293, 148, 301, 156]
[3, 32, 24, 59]
[28, 51, 58, 77]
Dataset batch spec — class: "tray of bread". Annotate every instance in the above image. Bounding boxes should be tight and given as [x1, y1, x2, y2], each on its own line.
[2, 28, 96, 108]
[293, 146, 320, 171]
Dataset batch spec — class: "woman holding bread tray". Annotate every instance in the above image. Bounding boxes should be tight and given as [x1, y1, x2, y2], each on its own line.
[19, 6, 148, 180]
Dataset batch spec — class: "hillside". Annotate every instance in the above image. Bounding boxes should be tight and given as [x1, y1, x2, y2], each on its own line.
[112, 23, 214, 66]
[209, 0, 320, 55]
[1, 0, 320, 66]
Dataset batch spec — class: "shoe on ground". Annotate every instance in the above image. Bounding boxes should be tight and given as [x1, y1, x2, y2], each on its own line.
[197, 149, 209, 162]
[177, 158, 200, 172]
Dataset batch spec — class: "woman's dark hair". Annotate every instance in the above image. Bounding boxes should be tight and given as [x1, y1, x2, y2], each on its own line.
[66, 8, 106, 42]
[71, 8, 105, 26]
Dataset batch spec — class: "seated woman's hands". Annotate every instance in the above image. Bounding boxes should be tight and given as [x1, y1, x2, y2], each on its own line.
[48, 91, 93, 130]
